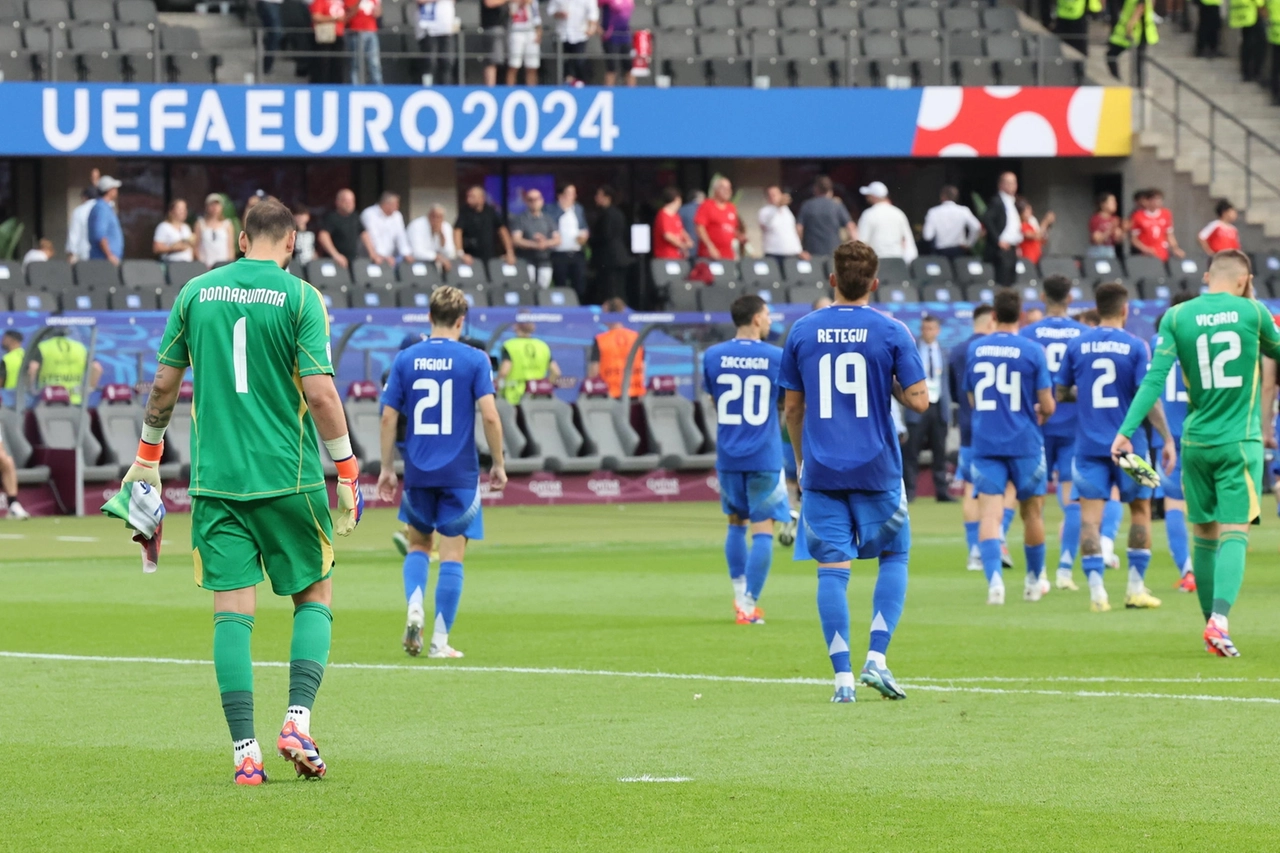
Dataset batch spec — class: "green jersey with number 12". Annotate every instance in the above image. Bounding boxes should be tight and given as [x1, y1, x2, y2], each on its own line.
[156, 258, 334, 500]
[1120, 292, 1280, 447]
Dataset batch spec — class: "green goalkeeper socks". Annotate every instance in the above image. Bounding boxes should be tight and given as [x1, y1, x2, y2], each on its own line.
[1212, 531, 1249, 617]
[1192, 536, 1217, 621]
[288, 602, 332, 710]
[213, 612, 255, 742]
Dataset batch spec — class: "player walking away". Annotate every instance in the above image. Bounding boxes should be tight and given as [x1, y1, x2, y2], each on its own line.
[963, 289, 1057, 605]
[1020, 275, 1091, 592]
[1055, 283, 1174, 612]
[781, 241, 929, 703]
[1152, 292, 1198, 593]
[949, 303, 996, 570]
[377, 286, 508, 659]
[703, 295, 790, 624]
[124, 199, 364, 785]
[1114, 250, 1280, 656]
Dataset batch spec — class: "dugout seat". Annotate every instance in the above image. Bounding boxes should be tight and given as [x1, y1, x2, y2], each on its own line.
[0, 406, 51, 485]
[32, 387, 119, 482]
[574, 378, 659, 472]
[535, 287, 579, 307]
[165, 381, 194, 479]
[518, 379, 603, 473]
[640, 376, 716, 470]
[443, 260, 487, 287]
[97, 383, 179, 479]
[397, 260, 444, 289]
[475, 398, 543, 474]
[343, 380, 383, 475]
[166, 260, 207, 287]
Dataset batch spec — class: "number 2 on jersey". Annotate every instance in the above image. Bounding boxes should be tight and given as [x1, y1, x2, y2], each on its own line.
[716, 374, 770, 426]
[413, 378, 454, 434]
[972, 362, 1021, 411]
[1090, 358, 1118, 409]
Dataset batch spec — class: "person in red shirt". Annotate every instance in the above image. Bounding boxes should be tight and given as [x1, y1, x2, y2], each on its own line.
[1130, 188, 1184, 262]
[1016, 198, 1054, 265]
[1086, 192, 1125, 259]
[344, 0, 383, 85]
[1197, 199, 1242, 255]
[694, 177, 747, 260]
[309, 0, 347, 83]
[653, 187, 693, 260]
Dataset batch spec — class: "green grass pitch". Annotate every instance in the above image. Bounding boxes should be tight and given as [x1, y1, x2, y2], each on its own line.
[3, 499, 1280, 851]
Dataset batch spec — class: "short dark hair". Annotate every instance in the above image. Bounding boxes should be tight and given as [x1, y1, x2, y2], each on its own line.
[243, 198, 295, 244]
[814, 176, 833, 195]
[1156, 290, 1198, 329]
[602, 297, 628, 313]
[1095, 191, 1114, 209]
[921, 314, 940, 326]
[596, 185, 616, 202]
[730, 294, 768, 328]
[661, 186, 681, 206]
[972, 303, 994, 324]
[1042, 274, 1072, 305]
[940, 185, 959, 202]
[1078, 308, 1101, 326]
[1215, 198, 1235, 218]
[2, 330, 21, 343]
[429, 285, 470, 327]
[1094, 281, 1129, 318]
[993, 288, 1021, 324]
[831, 241, 879, 301]
[557, 183, 574, 196]
[1208, 248, 1252, 277]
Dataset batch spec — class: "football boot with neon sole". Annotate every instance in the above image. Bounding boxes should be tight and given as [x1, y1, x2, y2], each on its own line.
[233, 755, 267, 786]
[1175, 573, 1197, 593]
[277, 721, 326, 778]
[428, 643, 464, 658]
[1056, 570, 1079, 591]
[1000, 544, 1014, 569]
[735, 601, 766, 624]
[1124, 589, 1162, 609]
[1204, 622, 1241, 657]
[859, 662, 906, 700]
[831, 685, 856, 703]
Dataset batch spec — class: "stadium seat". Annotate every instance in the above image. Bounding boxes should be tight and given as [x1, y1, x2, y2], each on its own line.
[912, 255, 954, 284]
[98, 383, 178, 478]
[780, 32, 821, 58]
[740, 5, 780, 31]
[641, 376, 716, 470]
[964, 283, 999, 303]
[942, 7, 980, 32]
[8, 289, 57, 312]
[1083, 255, 1123, 283]
[0, 407, 51, 485]
[575, 378, 660, 472]
[456, 283, 491, 308]
[656, 5, 696, 31]
[342, 380, 384, 474]
[781, 255, 827, 286]
[397, 259, 444, 289]
[1252, 251, 1280, 280]
[953, 257, 995, 286]
[903, 6, 942, 31]
[740, 257, 784, 290]
[666, 280, 701, 311]
[1016, 283, 1041, 303]
[953, 56, 997, 85]
[444, 259, 487, 286]
[518, 379, 603, 473]
[0, 51, 36, 82]
[116, 0, 160, 26]
[73, 259, 120, 290]
[698, 282, 742, 313]
[921, 283, 963, 302]
[26, 0, 71, 23]
[982, 6, 1021, 31]
[1014, 259, 1039, 286]
[63, 290, 109, 311]
[0, 260, 20, 285]
[1093, 278, 1142, 300]
[1041, 57, 1083, 85]
[120, 260, 166, 290]
[351, 286, 392, 309]
[28, 260, 75, 292]
[535, 287, 580, 307]
[33, 388, 119, 482]
[1124, 254, 1168, 289]
[71, 0, 115, 23]
[305, 260, 352, 302]
[792, 57, 835, 87]
[493, 285, 535, 308]
[396, 284, 434, 309]
[1169, 256, 1205, 292]
[166, 260, 206, 287]
[1039, 255, 1081, 285]
[780, 5, 820, 31]
[109, 290, 156, 311]
[351, 260, 396, 289]
[820, 6, 858, 31]
[651, 258, 690, 292]
[699, 259, 738, 287]
[477, 399, 543, 474]
[487, 258, 531, 289]
[698, 5, 737, 30]
[753, 53, 788, 88]
[877, 257, 912, 287]
[115, 26, 155, 52]
[862, 7, 902, 32]
[876, 283, 920, 304]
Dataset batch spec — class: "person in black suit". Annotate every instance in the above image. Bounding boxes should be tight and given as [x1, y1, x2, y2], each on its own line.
[982, 171, 1022, 287]
[903, 314, 955, 502]
[591, 185, 631, 302]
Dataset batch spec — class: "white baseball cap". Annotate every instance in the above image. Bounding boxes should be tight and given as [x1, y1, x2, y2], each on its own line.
[97, 175, 122, 193]
[859, 181, 889, 198]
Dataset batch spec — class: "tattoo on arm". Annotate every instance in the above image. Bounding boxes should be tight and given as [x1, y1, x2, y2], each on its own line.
[1055, 385, 1077, 402]
[144, 394, 174, 429]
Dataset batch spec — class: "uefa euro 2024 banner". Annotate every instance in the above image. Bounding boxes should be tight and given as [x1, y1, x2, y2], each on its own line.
[0, 83, 1132, 159]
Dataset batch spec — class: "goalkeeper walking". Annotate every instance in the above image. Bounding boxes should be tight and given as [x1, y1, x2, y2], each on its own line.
[1112, 250, 1280, 656]
[123, 199, 364, 784]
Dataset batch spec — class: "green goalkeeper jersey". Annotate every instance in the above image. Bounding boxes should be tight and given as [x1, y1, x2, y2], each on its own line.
[1120, 292, 1280, 447]
[156, 259, 335, 500]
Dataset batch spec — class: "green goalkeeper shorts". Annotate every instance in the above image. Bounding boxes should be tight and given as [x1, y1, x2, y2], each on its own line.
[1181, 441, 1263, 526]
[191, 491, 334, 596]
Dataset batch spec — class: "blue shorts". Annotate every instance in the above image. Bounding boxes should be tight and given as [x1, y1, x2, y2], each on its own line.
[1073, 454, 1151, 504]
[1043, 433, 1076, 482]
[798, 486, 911, 563]
[971, 452, 1047, 501]
[956, 446, 973, 483]
[781, 437, 797, 480]
[719, 469, 792, 523]
[1161, 437, 1184, 500]
[398, 485, 484, 539]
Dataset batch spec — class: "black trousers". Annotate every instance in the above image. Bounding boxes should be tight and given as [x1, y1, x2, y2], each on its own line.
[309, 39, 345, 84]
[419, 34, 455, 85]
[595, 264, 628, 303]
[562, 40, 588, 83]
[992, 246, 1018, 286]
[1055, 16, 1089, 57]
[1107, 39, 1146, 84]
[1240, 22, 1266, 81]
[904, 402, 949, 499]
[1195, 1, 1221, 55]
[1271, 43, 1280, 104]
[552, 251, 587, 301]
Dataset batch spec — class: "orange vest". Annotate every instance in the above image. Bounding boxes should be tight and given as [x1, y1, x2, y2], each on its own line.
[595, 327, 645, 399]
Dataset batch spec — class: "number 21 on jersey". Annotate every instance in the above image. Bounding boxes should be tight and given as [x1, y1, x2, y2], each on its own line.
[413, 378, 454, 434]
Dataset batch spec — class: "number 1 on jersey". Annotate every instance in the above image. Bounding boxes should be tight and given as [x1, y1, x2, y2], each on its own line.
[233, 317, 248, 395]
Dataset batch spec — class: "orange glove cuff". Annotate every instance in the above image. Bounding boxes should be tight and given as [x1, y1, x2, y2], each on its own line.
[334, 456, 360, 481]
[136, 440, 164, 463]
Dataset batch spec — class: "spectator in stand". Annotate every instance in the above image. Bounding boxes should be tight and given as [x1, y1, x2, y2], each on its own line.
[856, 181, 917, 263]
[1195, 0, 1222, 57]
[548, 184, 589, 298]
[1231, 0, 1266, 82]
[797, 175, 853, 257]
[293, 209, 317, 265]
[66, 187, 97, 264]
[510, 188, 559, 288]
[507, 0, 542, 85]
[600, 0, 635, 86]
[153, 199, 194, 263]
[194, 194, 235, 266]
[678, 189, 705, 258]
[21, 239, 54, 269]
[318, 188, 374, 268]
[1198, 199, 1241, 254]
[344, 0, 383, 85]
[1130, 188, 1184, 261]
[360, 192, 412, 265]
[257, 0, 284, 74]
[416, 0, 457, 84]
[548, 0, 597, 84]
[921, 185, 981, 259]
[695, 177, 746, 261]
[653, 187, 694, 261]
[310, 0, 346, 84]
[758, 186, 805, 265]
[88, 175, 124, 265]
[1087, 191, 1125, 258]
[481, 0, 509, 86]
[455, 184, 515, 265]
[982, 171, 1022, 286]
[1016, 198, 1054, 265]
[1106, 0, 1157, 82]
[588, 297, 645, 398]
[591, 185, 631, 301]
[407, 204, 457, 271]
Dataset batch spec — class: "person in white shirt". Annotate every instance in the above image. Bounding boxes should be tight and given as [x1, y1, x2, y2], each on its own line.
[65, 187, 97, 263]
[152, 199, 195, 263]
[549, 183, 589, 298]
[22, 238, 54, 269]
[360, 192, 413, 266]
[416, 0, 457, 84]
[548, 0, 598, 83]
[757, 185, 805, 263]
[406, 204, 457, 272]
[293, 209, 317, 266]
[507, 0, 542, 85]
[921, 185, 981, 259]
[194, 194, 235, 266]
[856, 181, 917, 263]
[981, 171, 1022, 286]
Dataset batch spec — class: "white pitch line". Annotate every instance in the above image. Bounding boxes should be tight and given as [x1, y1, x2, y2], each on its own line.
[0, 533, 27, 540]
[618, 776, 693, 783]
[53, 535, 98, 542]
[2, 651, 1280, 705]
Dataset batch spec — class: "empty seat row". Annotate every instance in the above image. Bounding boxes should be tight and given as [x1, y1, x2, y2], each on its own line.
[0, 259, 207, 292]
[661, 53, 1078, 86]
[0, 0, 157, 26]
[645, 3, 1017, 32]
[655, 30, 1053, 57]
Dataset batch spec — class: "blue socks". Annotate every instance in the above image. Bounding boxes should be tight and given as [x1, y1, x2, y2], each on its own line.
[869, 553, 908, 655]
[816, 568, 852, 675]
[1166, 507, 1190, 574]
[1083, 553, 1105, 584]
[1058, 503, 1081, 571]
[1127, 549, 1151, 588]
[963, 521, 979, 553]
[746, 533, 772, 601]
[1001, 507, 1015, 539]
[979, 538, 1003, 584]
[403, 551, 428, 609]
[1024, 543, 1046, 582]
[434, 561, 464, 635]
[1102, 499, 1122, 541]
[725, 525, 747, 580]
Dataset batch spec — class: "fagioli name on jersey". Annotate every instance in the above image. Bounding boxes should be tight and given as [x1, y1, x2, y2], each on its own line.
[199, 286, 286, 307]
[413, 358, 453, 371]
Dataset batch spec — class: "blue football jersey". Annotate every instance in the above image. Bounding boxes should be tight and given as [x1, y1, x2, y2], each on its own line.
[948, 332, 984, 448]
[964, 332, 1052, 457]
[1055, 326, 1150, 458]
[1153, 331, 1187, 438]
[1020, 315, 1089, 439]
[779, 305, 926, 491]
[702, 338, 784, 472]
[382, 337, 496, 488]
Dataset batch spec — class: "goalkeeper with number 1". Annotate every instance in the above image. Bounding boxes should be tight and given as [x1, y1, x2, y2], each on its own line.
[1112, 250, 1280, 657]
[124, 199, 364, 785]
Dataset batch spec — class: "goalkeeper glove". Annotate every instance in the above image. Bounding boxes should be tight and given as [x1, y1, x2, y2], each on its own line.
[334, 455, 363, 536]
[124, 439, 164, 489]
